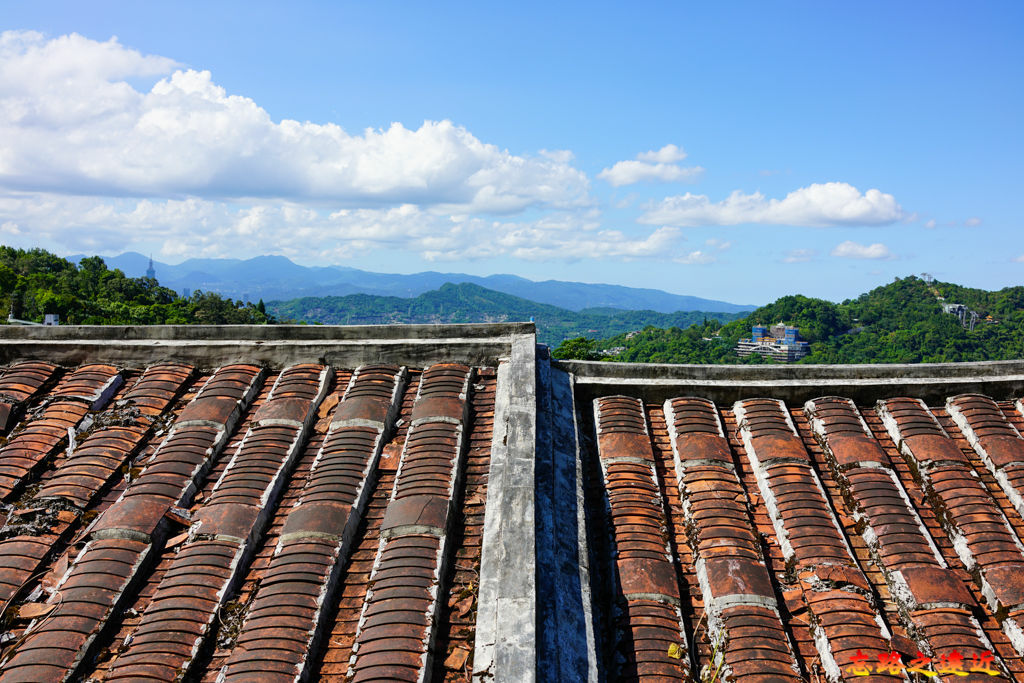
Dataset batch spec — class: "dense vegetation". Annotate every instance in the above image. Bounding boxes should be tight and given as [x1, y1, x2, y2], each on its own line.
[267, 282, 744, 346]
[554, 276, 1024, 364]
[0, 247, 273, 325]
[8, 247, 1020, 367]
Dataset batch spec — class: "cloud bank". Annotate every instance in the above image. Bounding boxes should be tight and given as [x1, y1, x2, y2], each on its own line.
[0, 31, 589, 214]
[598, 144, 703, 187]
[639, 182, 904, 227]
[0, 192, 684, 263]
[0, 31, 912, 268]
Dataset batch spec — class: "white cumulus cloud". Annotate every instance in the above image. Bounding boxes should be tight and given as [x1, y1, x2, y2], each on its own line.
[0, 31, 590, 214]
[598, 144, 703, 187]
[637, 144, 688, 163]
[0, 192, 687, 264]
[639, 182, 904, 227]
[830, 240, 894, 260]
[0, 30, 919, 270]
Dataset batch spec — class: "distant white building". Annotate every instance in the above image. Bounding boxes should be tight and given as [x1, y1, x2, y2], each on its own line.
[942, 302, 979, 330]
[735, 323, 810, 362]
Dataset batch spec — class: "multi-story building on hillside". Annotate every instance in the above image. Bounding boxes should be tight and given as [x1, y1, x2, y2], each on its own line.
[735, 322, 810, 362]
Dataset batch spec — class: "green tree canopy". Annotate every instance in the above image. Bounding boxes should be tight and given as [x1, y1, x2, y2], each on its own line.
[561, 276, 1024, 365]
[552, 337, 601, 361]
[0, 247, 274, 326]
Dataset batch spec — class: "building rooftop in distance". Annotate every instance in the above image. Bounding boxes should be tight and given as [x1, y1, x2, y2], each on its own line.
[736, 323, 810, 363]
[0, 324, 1023, 682]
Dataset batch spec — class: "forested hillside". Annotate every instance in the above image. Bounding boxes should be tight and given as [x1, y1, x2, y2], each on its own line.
[268, 282, 743, 346]
[0, 247, 273, 325]
[0, 246, 743, 343]
[555, 276, 1024, 364]
[6, 248, 1020, 367]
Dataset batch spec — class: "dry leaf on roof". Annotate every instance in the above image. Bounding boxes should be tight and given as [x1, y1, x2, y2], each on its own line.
[454, 595, 474, 616]
[18, 602, 56, 619]
[318, 393, 340, 419]
[444, 647, 470, 670]
[166, 532, 189, 548]
[40, 554, 69, 592]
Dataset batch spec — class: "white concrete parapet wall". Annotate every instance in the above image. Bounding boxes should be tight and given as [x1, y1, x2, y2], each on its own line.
[474, 332, 538, 682]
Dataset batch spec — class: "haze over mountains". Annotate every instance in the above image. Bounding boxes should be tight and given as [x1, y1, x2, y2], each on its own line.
[267, 282, 747, 346]
[79, 252, 755, 314]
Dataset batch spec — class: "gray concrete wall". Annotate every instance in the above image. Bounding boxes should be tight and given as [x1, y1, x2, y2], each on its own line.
[0, 323, 535, 370]
[534, 352, 597, 682]
[0, 323, 534, 341]
[558, 358, 1024, 404]
[474, 333, 538, 682]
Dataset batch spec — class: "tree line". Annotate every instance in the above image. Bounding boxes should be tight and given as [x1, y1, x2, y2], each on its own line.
[0, 247, 273, 325]
[267, 281, 745, 346]
[554, 276, 1024, 364]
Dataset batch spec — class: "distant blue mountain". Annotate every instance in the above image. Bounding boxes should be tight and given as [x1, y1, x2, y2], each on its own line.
[71, 252, 756, 314]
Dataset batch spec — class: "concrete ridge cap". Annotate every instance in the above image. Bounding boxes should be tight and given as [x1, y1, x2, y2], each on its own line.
[558, 357, 1024, 381]
[0, 336, 522, 347]
[0, 331, 534, 370]
[0, 321, 536, 341]
[558, 356, 1024, 371]
[573, 374, 1024, 387]
[474, 335, 538, 682]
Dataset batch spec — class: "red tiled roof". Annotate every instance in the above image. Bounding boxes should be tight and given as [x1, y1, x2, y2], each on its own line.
[0, 351, 500, 683]
[578, 387, 1024, 681]
[2, 327, 1024, 682]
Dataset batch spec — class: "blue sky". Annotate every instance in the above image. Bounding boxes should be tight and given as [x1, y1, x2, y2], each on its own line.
[0, 2, 1021, 304]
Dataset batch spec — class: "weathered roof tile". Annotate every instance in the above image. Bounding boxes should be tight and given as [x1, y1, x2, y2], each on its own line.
[3, 329, 1024, 681]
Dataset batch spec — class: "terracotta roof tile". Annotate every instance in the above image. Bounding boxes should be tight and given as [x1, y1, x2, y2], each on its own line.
[2, 328, 1024, 681]
[594, 396, 690, 681]
[222, 364, 404, 682]
[346, 364, 472, 682]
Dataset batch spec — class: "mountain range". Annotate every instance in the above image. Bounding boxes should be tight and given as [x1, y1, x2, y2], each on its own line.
[73, 252, 755, 314]
[267, 282, 747, 346]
